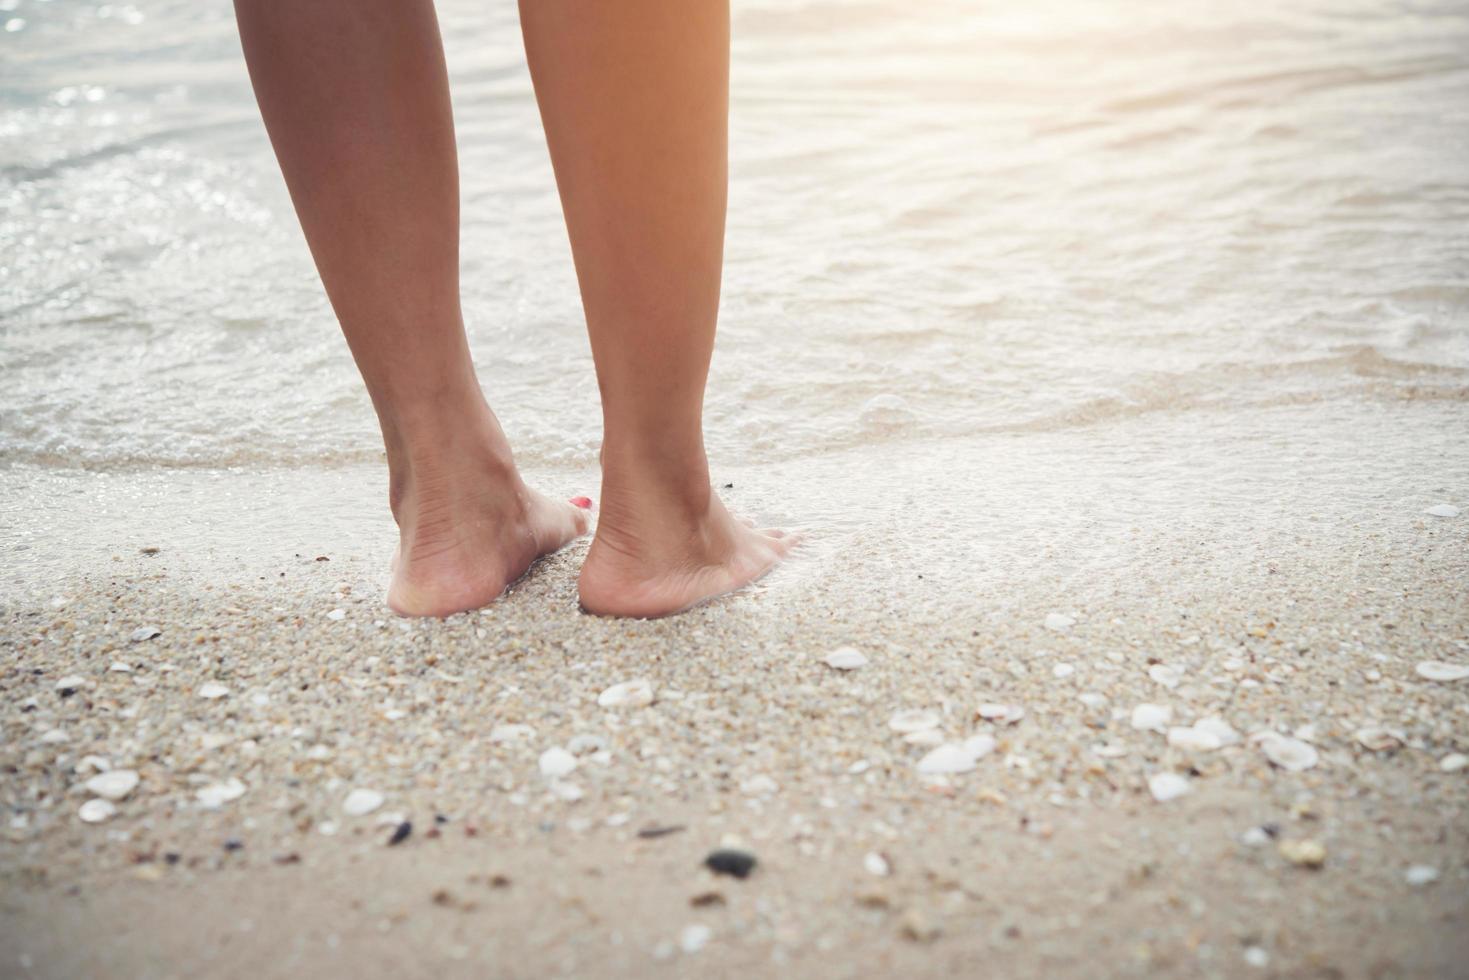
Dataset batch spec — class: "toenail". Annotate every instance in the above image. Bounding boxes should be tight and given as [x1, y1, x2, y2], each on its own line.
[570, 496, 593, 509]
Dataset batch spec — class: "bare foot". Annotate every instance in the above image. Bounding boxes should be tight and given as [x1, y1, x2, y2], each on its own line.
[578, 485, 793, 618]
[385, 452, 592, 618]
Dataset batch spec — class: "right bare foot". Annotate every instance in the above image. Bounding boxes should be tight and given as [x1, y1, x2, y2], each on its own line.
[578, 481, 793, 619]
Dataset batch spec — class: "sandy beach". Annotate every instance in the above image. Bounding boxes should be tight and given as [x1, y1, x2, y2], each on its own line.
[3, 395, 1467, 977]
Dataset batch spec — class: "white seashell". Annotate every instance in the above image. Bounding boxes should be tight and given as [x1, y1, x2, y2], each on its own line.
[889, 709, 941, 733]
[1052, 663, 1075, 679]
[341, 787, 383, 816]
[977, 703, 1025, 725]
[75, 755, 110, 774]
[567, 734, 607, 756]
[1091, 742, 1128, 759]
[78, 799, 117, 823]
[1423, 504, 1459, 518]
[84, 769, 139, 801]
[679, 923, 712, 954]
[1148, 664, 1182, 688]
[962, 734, 997, 759]
[1256, 733, 1319, 771]
[1043, 612, 1074, 632]
[1130, 703, 1172, 733]
[1415, 661, 1469, 682]
[1077, 692, 1107, 710]
[489, 723, 535, 743]
[1148, 772, 1190, 802]
[903, 729, 944, 747]
[597, 679, 655, 708]
[548, 780, 584, 802]
[1354, 727, 1402, 751]
[1167, 727, 1222, 752]
[325, 608, 346, 621]
[916, 742, 978, 775]
[196, 778, 247, 809]
[1194, 716, 1240, 746]
[823, 647, 868, 670]
[740, 774, 779, 796]
[39, 729, 69, 744]
[129, 626, 161, 643]
[864, 852, 891, 876]
[859, 393, 916, 428]
[538, 747, 578, 779]
[197, 682, 230, 700]
[108, 662, 132, 673]
[55, 675, 87, 693]
[1404, 864, 1439, 886]
[1440, 753, 1468, 773]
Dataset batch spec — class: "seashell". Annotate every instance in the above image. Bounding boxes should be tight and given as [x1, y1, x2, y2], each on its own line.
[1148, 664, 1182, 688]
[977, 703, 1025, 725]
[538, 747, 577, 779]
[1148, 771, 1190, 802]
[823, 647, 868, 670]
[1130, 703, 1172, 733]
[1255, 733, 1319, 772]
[341, 787, 383, 816]
[597, 679, 655, 708]
[1167, 727, 1222, 752]
[1353, 726, 1402, 752]
[1043, 612, 1074, 632]
[889, 708, 941, 733]
[84, 769, 139, 801]
[1415, 661, 1469, 682]
[78, 799, 117, 823]
[197, 682, 230, 700]
[197, 778, 247, 809]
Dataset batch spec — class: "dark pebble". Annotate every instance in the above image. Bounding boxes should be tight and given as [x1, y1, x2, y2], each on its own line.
[434, 813, 449, 825]
[704, 848, 757, 879]
[223, 838, 244, 852]
[164, 852, 181, 865]
[387, 820, 412, 846]
[637, 824, 686, 839]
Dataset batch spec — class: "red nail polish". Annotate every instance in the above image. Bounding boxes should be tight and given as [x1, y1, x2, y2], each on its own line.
[570, 496, 593, 509]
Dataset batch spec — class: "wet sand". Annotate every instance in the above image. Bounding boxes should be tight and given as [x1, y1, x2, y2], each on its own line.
[2, 396, 1467, 978]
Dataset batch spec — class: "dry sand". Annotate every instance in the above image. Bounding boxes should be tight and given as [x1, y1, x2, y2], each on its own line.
[3, 397, 1467, 978]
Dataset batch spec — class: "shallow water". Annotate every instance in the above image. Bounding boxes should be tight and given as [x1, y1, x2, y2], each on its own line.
[2, 0, 1467, 471]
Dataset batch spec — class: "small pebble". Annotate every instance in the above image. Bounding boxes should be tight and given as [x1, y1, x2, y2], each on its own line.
[864, 852, 891, 877]
[1052, 663, 1075, 679]
[824, 647, 868, 670]
[1439, 753, 1468, 773]
[55, 675, 86, 696]
[387, 821, 412, 846]
[1243, 946, 1269, 969]
[326, 608, 346, 621]
[128, 626, 161, 643]
[488, 724, 535, 743]
[704, 848, 757, 879]
[900, 908, 941, 942]
[198, 682, 230, 700]
[1278, 838, 1326, 868]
